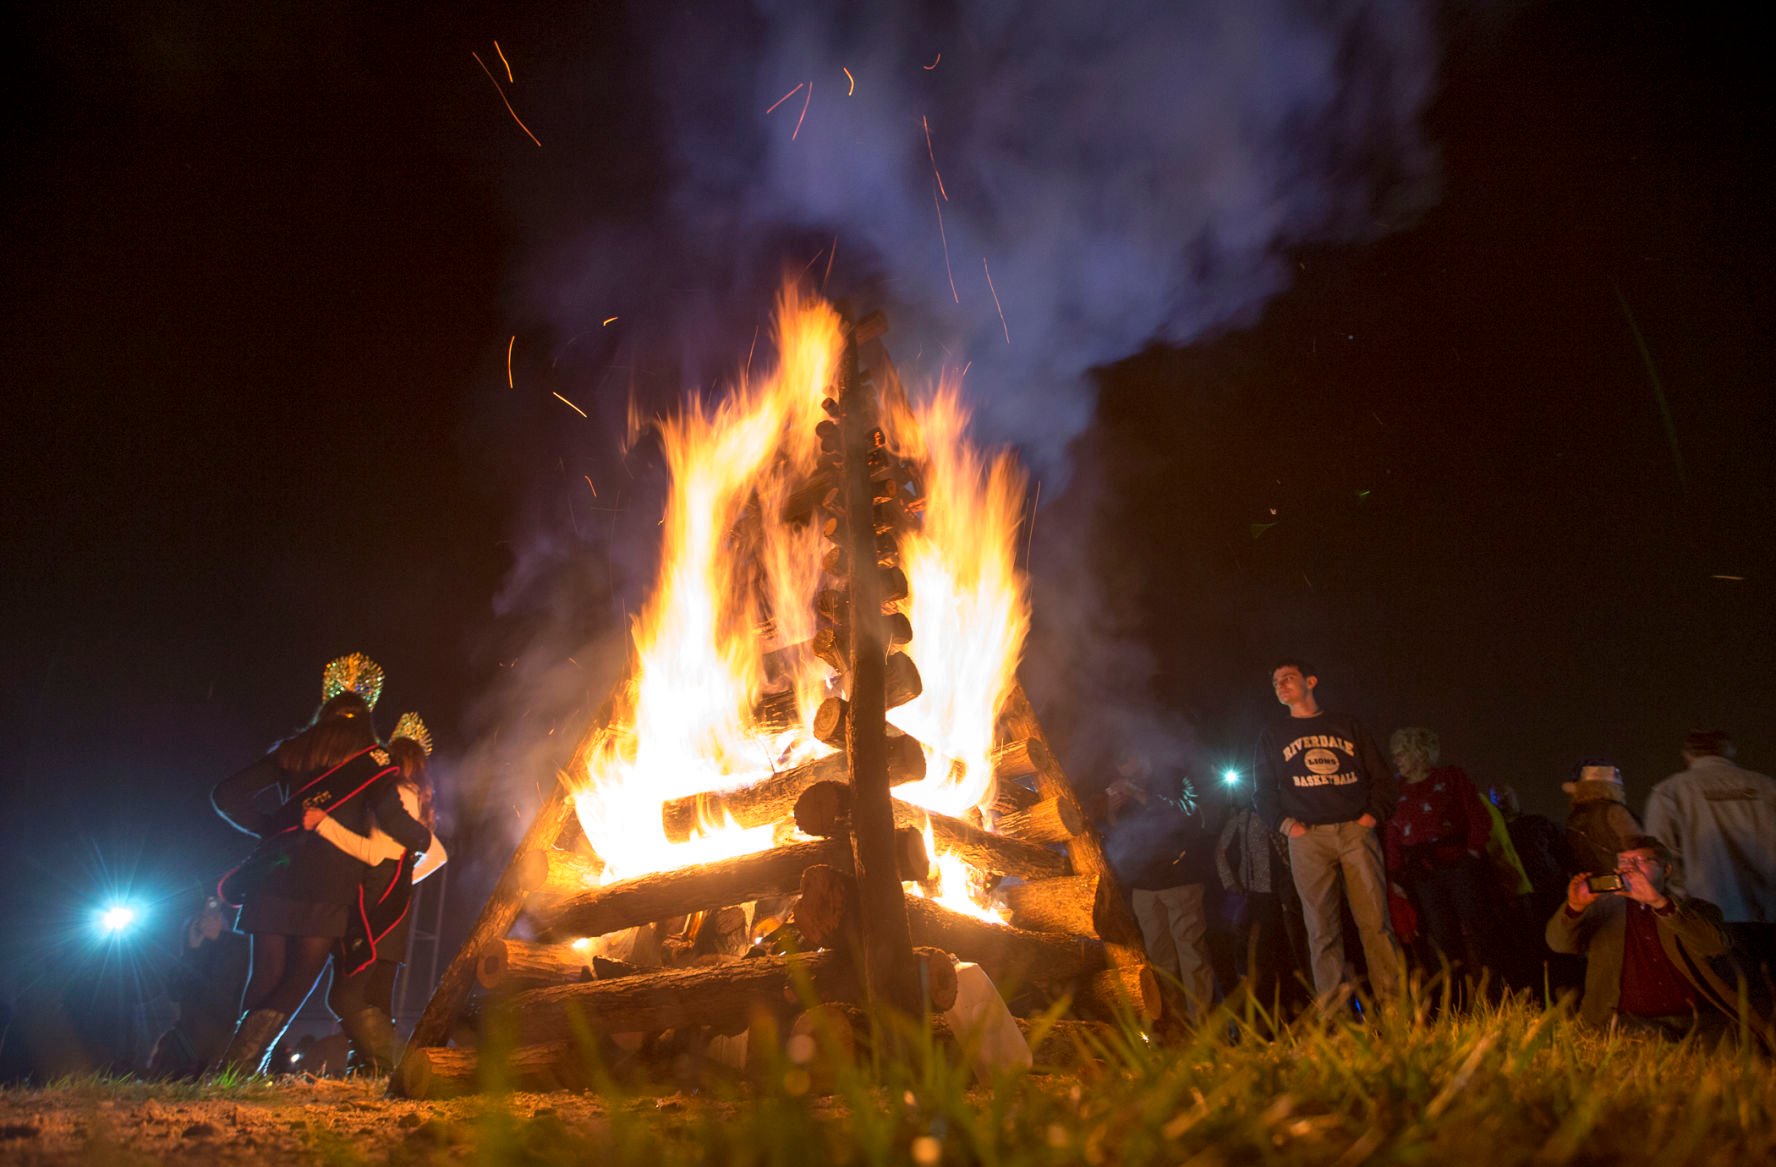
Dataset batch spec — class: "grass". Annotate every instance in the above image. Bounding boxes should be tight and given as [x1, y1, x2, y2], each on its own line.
[6, 990, 1772, 1164]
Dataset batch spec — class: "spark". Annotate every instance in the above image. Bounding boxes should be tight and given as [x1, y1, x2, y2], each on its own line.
[982, 257, 1009, 344]
[1616, 286, 1685, 488]
[471, 51, 541, 147]
[931, 179, 958, 303]
[1712, 574, 1745, 581]
[493, 40, 513, 83]
[745, 325, 759, 375]
[584, 475, 598, 498]
[823, 235, 838, 289]
[843, 67, 855, 95]
[792, 80, 813, 140]
[1024, 480, 1041, 568]
[766, 82, 804, 115]
[923, 51, 941, 71]
[922, 115, 949, 202]
[602, 315, 619, 326]
[506, 335, 515, 388]
[552, 391, 589, 418]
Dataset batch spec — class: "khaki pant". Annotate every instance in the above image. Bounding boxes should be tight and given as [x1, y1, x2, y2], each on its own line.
[1132, 883, 1215, 1025]
[1287, 821, 1404, 1001]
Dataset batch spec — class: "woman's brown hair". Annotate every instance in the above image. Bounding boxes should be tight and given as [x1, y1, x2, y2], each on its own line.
[387, 737, 435, 828]
[273, 692, 378, 776]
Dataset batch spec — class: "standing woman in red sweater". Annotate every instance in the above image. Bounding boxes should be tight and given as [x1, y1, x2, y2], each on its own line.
[210, 655, 435, 1074]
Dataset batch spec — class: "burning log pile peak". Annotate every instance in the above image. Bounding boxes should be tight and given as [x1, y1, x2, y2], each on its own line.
[396, 291, 1153, 1096]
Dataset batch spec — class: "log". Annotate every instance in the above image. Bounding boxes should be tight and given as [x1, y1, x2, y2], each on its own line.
[991, 738, 1052, 783]
[1078, 962, 1162, 1021]
[794, 781, 1071, 881]
[515, 845, 603, 902]
[750, 687, 801, 735]
[790, 864, 856, 950]
[999, 683, 1150, 970]
[993, 795, 1085, 845]
[884, 651, 921, 706]
[476, 938, 592, 993]
[903, 896, 1106, 992]
[990, 781, 1041, 816]
[504, 952, 856, 1044]
[402, 757, 587, 1053]
[532, 829, 929, 940]
[837, 322, 918, 1015]
[999, 874, 1099, 935]
[658, 735, 926, 842]
[392, 1042, 578, 1100]
[506, 947, 958, 1043]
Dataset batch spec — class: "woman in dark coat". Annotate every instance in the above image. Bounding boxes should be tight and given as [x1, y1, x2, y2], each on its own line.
[307, 712, 447, 1073]
[210, 659, 434, 1074]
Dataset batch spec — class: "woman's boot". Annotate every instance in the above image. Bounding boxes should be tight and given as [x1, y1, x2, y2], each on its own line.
[215, 1009, 289, 1076]
[338, 1007, 397, 1075]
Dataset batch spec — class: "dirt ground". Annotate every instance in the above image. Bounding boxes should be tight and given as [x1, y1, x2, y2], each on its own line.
[0, 1077, 659, 1165]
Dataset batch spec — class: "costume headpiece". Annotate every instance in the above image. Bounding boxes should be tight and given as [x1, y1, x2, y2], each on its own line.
[391, 711, 433, 757]
[322, 652, 386, 710]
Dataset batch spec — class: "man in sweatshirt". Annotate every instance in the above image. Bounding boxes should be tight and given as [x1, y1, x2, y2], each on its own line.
[1253, 659, 1404, 1003]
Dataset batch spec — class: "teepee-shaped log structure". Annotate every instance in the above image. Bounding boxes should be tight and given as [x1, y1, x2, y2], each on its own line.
[394, 312, 1153, 1098]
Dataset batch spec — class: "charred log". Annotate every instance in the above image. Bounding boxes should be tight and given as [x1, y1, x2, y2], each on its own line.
[793, 781, 1070, 881]
[532, 829, 928, 941]
[659, 735, 925, 842]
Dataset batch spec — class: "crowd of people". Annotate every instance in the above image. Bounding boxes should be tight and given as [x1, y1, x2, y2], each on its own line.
[1109, 659, 1775, 1045]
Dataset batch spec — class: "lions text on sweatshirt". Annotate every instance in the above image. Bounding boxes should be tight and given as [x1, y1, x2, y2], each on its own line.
[1253, 711, 1397, 832]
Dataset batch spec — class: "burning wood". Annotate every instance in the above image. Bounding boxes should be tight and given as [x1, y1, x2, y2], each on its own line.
[531, 831, 928, 941]
[657, 733, 925, 843]
[401, 294, 1152, 1093]
[793, 780, 1070, 881]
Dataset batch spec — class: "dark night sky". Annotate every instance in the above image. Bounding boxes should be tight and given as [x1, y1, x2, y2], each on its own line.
[2, 2, 1771, 986]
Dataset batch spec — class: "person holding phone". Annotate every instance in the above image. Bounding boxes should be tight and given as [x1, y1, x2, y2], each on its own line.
[1545, 835, 1742, 1038]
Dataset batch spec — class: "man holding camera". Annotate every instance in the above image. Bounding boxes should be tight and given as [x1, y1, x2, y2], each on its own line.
[1546, 835, 1737, 1036]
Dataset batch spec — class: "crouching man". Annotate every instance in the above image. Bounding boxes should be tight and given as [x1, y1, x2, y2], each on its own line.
[1547, 834, 1742, 1040]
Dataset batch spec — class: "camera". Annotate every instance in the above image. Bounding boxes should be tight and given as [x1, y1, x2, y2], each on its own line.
[1585, 872, 1626, 894]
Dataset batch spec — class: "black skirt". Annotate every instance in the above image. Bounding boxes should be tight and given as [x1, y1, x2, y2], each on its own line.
[236, 893, 350, 938]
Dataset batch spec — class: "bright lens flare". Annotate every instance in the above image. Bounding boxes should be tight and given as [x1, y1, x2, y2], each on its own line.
[97, 904, 138, 936]
[1223, 769, 1240, 786]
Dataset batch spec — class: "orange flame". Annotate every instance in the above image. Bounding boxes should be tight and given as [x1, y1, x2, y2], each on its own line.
[569, 284, 1029, 917]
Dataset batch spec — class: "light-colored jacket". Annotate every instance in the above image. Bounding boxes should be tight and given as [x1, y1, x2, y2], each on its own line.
[1644, 756, 1776, 923]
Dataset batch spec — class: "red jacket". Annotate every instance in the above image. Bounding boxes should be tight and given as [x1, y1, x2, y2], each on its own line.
[1385, 765, 1492, 879]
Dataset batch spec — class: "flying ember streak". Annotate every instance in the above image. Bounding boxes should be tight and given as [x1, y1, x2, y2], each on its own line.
[843, 67, 855, 95]
[507, 335, 516, 387]
[765, 83, 804, 115]
[983, 257, 1009, 344]
[791, 81, 813, 140]
[471, 51, 541, 146]
[931, 180, 958, 303]
[493, 40, 513, 83]
[921, 115, 948, 202]
[552, 391, 588, 418]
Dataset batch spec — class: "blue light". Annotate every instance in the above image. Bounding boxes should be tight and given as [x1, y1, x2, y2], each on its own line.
[96, 903, 140, 937]
[1222, 769, 1240, 786]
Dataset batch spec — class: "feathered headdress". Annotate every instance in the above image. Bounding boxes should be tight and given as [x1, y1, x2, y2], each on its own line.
[391, 711, 433, 756]
[322, 652, 386, 710]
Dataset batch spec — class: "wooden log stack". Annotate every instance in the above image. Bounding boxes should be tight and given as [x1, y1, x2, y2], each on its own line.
[392, 314, 1152, 1098]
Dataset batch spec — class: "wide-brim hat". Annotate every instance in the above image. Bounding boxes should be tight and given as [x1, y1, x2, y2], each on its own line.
[1562, 764, 1622, 795]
